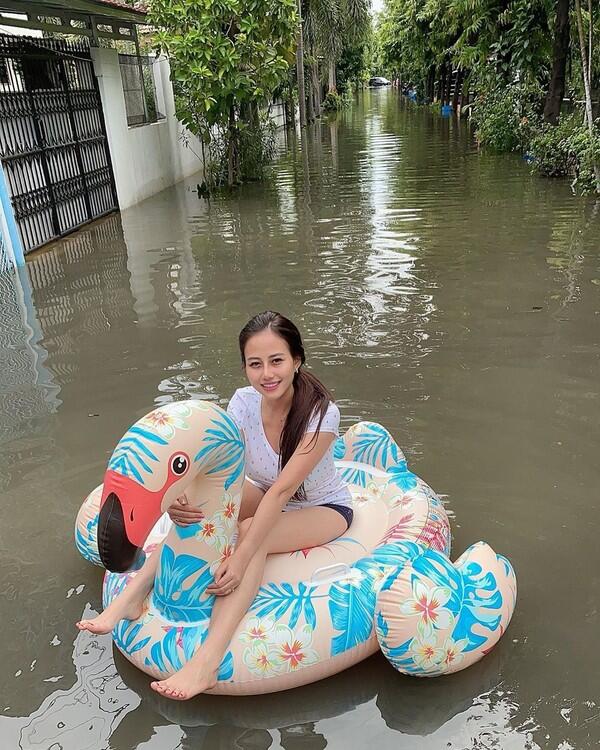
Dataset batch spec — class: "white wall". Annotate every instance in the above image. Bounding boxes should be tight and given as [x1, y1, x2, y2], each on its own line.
[91, 48, 204, 210]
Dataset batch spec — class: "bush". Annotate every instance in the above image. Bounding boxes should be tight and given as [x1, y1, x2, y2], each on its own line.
[471, 82, 542, 153]
[528, 113, 600, 193]
[199, 114, 277, 190]
[322, 90, 351, 112]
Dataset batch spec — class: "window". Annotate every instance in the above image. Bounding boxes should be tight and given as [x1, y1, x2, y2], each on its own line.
[118, 54, 164, 127]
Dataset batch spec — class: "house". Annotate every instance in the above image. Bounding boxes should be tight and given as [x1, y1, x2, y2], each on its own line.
[0, 0, 204, 269]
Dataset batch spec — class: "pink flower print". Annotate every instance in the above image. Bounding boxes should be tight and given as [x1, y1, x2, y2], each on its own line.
[400, 578, 453, 636]
[408, 632, 444, 671]
[273, 624, 319, 672]
[139, 405, 190, 439]
[441, 636, 468, 668]
[224, 500, 237, 519]
[240, 617, 274, 646]
[242, 641, 281, 677]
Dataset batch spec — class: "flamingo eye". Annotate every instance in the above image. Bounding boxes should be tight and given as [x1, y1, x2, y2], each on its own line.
[170, 454, 188, 476]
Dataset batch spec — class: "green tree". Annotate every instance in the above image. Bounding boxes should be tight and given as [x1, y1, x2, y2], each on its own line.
[149, 0, 297, 187]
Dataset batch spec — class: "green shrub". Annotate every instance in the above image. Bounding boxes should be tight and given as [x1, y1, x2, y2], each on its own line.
[322, 91, 351, 112]
[471, 82, 542, 153]
[528, 113, 600, 193]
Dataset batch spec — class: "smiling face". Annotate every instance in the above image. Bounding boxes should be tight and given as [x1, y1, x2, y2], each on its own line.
[243, 328, 301, 402]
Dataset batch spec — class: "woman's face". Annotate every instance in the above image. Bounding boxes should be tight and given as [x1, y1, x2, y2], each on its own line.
[243, 329, 301, 402]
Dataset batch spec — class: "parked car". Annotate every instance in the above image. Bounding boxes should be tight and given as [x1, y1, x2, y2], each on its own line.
[369, 76, 391, 87]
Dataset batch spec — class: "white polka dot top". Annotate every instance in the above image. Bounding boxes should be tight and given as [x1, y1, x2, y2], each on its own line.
[227, 386, 352, 510]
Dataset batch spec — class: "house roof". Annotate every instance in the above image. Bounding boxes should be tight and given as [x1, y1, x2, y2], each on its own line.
[93, 0, 147, 16]
[0, 0, 147, 23]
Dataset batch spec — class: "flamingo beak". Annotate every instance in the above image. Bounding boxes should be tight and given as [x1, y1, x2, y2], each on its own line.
[98, 492, 146, 573]
[98, 470, 162, 572]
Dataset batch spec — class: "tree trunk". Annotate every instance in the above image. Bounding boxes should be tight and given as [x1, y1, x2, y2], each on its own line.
[295, 0, 307, 128]
[574, 0, 600, 191]
[311, 61, 321, 116]
[543, 0, 570, 124]
[438, 62, 446, 104]
[328, 59, 336, 94]
[444, 61, 453, 106]
[452, 68, 464, 111]
[227, 105, 236, 187]
[306, 72, 315, 122]
[426, 65, 435, 102]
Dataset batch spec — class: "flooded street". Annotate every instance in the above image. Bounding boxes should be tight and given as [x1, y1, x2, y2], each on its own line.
[1, 89, 599, 748]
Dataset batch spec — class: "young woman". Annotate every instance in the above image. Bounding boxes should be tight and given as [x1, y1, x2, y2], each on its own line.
[77, 311, 353, 700]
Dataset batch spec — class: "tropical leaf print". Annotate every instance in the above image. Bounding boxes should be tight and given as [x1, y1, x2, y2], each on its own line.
[329, 558, 378, 655]
[144, 624, 234, 681]
[378, 515, 415, 546]
[75, 515, 101, 565]
[250, 581, 317, 629]
[194, 412, 245, 490]
[334, 437, 346, 460]
[349, 423, 401, 470]
[338, 465, 369, 488]
[152, 544, 214, 623]
[113, 620, 151, 657]
[108, 426, 168, 485]
[103, 571, 130, 609]
[328, 541, 423, 656]
[387, 460, 418, 492]
[412, 550, 503, 651]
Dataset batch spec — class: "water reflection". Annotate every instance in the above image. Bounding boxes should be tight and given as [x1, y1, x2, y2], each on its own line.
[0, 91, 599, 749]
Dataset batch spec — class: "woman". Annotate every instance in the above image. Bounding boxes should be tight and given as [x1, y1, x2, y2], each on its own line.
[77, 311, 353, 700]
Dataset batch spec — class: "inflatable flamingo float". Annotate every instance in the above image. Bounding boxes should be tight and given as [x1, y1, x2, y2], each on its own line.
[75, 400, 516, 695]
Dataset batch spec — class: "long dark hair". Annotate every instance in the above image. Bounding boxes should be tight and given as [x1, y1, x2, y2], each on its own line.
[239, 311, 333, 494]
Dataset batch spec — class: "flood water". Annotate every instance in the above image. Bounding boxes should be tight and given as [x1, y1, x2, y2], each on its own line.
[1, 89, 599, 749]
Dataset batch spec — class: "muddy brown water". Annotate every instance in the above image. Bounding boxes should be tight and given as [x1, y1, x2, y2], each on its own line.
[1, 89, 599, 749]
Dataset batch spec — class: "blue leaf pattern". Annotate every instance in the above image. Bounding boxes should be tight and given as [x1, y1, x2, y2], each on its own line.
[349, 423, 400, 470]
[387, 460, 418, 491]
[113, 620, 151, 657]
[376, 545, 513, 676]
[108, 426, 168, 485]
[251, 581, 317, 629]
[329, 559, 378, 656]
[142, 624, 234, 681]
[194, 412, 245, 490]
[75, 514, 101, 565]
[333, 437, 346, 460]
[152, 544, 215, 623]
[411, 551, 502, 651]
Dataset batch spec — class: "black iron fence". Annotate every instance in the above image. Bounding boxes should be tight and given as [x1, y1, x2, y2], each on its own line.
[118, 53, 164, 127]
[0, 34, 118, 254]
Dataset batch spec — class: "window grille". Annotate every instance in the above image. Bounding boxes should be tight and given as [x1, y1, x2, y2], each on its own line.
[118, 54, 164, 127]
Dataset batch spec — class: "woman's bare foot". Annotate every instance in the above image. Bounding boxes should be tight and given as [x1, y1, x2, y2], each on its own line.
[76, 592, 146, 635]
[150, 653, 219, 700]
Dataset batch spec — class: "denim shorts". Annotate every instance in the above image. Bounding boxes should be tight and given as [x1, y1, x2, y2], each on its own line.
[319, 503, 354, 530]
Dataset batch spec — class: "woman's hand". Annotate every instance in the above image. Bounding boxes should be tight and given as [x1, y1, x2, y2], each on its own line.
[207, 551, 248, 596]
[167, 494, 205, 526]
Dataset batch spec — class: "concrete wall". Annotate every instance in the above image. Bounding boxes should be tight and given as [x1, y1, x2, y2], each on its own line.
[91, 48, 204, 210]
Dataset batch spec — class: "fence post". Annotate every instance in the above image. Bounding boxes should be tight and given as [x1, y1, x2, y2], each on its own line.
[0, 163, 24, 268]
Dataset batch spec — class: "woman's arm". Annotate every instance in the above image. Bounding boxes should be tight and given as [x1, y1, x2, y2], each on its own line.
[234, 430, 335, 561]
[206, 430, 335, 595]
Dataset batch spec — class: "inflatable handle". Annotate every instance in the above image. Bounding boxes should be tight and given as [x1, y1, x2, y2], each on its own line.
[310, 563, 352, 586]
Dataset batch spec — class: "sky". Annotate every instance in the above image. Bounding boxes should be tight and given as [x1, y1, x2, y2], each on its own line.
[371, 0, 384, 13]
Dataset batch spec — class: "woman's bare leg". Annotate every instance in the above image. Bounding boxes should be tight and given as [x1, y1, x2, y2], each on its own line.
[76, 481, 261, 635]
[150, 506, 347, 700]
[238, 479, 265, 521]
[76, 542, 162, 634]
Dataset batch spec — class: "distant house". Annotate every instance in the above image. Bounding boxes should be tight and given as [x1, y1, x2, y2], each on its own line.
[0, 0, 204, 269]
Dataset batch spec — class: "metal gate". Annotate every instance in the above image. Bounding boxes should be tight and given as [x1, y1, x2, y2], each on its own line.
[0, 34, 118, 254]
